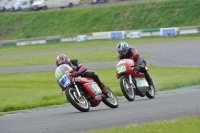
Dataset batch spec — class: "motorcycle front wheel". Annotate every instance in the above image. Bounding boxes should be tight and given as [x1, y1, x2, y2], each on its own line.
[102, 87, 119, 108]
[119, 75, 135, 101]
[65, 87, 90, 112]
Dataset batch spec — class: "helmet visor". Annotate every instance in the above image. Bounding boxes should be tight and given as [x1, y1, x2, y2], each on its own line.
[118, 49, 126, 55]
[65, 57, 70, 65]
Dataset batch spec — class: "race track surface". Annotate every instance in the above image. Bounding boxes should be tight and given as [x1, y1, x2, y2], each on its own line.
[0, 40, 200, 74]
[0, 86, 200, 133]
[0, 41, 200, 133]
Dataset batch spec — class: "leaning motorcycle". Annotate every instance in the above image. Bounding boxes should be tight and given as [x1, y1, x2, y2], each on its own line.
[55, 64, 119, 112]
[116, 59, 155, 101]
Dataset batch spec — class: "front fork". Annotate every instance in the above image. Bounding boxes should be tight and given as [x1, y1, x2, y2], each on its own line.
[73, 82, 82, 97]
[128, 74, 136, 88]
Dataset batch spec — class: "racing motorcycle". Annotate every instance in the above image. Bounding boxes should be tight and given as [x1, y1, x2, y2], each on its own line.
[55, 64, 119, 112]
[116, 59, 155, 101]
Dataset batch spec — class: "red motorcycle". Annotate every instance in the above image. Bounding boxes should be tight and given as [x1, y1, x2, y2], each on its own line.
[116, 59, 155, 101]
[55, 64, 119, 112]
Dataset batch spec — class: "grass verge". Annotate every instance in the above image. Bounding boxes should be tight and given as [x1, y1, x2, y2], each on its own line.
[0, 0, 200, 40]
[0, 49, 149, 67]
[83, 116, 200, 133]
[0, 66, 200, 112]
[1, 35, 200, 55]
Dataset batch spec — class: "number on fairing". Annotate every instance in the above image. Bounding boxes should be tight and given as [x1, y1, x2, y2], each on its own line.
[59, 74, 70, 88]
[92, 84, 100, 91]
[92, 84, 98, 91]
[117, 65, 126, 73]
[137, 78, 148, 87]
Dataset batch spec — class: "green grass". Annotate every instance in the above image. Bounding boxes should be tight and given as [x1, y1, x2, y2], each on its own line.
[84, 116, 200, 133]
[1, 35, 200, 55]
[0, 66, 200, 112]
[0, 0, 199, 130]
[0, 0, 200, 40]
[0, 49, 149, 67]
[1, 35, 199, 67]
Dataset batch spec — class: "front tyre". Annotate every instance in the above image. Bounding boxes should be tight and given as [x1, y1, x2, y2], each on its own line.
[102, 88, 119, 108]
[119, 75, 135, 101]
[145, 84, 155, 99]
[65, 87, 90, 112]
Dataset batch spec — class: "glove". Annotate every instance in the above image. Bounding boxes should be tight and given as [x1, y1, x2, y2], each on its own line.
[71, 72, 80, 77]
[133, 66, 140, 72]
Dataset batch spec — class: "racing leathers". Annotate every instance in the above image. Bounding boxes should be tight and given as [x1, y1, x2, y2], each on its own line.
[117, 48, 153, 86]
[69, 59, 108, 94]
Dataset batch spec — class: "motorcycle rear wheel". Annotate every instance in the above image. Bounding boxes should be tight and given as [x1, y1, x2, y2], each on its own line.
[119, 75, 135, 101]
[145, 84, 155, 99]
[102, 87, 119, 108]
[65, 87, 90, 112]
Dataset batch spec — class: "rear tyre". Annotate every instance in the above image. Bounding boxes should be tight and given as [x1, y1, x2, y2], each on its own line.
[145, 84, 155, 99]
[65, 87, 90, 112]
[119, 75, 135, 101]
[102, 87, 119, 108]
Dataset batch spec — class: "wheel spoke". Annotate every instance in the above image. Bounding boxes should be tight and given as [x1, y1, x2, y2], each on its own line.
[123, 79, 134, 98]
[70, 89, 89, 109]
[105, 91, 118, 105]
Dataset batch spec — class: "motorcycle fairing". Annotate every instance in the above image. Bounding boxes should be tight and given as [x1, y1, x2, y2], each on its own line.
[83, 82, 102, 101]
[134, 78, 149, 93]
[116, 59, 146, 78]
[116, 65, 126, 74]
[58, 74, 70, 88]
[55, 64, 73, 80]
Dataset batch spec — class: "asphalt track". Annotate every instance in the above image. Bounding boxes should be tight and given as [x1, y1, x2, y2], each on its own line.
[0, 41, 200, 133]
[0, 40, 200, 74]
[0, 87, 200, 133]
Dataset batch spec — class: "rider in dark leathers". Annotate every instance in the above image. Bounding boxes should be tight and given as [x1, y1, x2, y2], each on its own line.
[55, 54, 109, 94]
[117, 42, 153, 86]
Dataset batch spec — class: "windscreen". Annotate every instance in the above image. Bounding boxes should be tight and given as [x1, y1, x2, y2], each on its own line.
[55, 64, 73, 80]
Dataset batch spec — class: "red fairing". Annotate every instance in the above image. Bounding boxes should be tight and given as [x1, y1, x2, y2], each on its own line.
[71, 76, 102, 107]
[71, 77, 92, 84]
[116, 59, 145, 78]
[83, 82, 102, 104]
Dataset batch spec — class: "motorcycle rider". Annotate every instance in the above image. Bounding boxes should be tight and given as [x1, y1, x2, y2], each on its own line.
[117, 42, 153, 87]
[55, 54, 109, 94]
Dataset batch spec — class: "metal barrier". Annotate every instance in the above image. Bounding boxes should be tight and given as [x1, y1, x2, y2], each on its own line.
[0, 26, 199, 47]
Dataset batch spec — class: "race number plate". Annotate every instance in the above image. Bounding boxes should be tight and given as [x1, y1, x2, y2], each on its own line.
[117, 65, 126, 74]
[91, 84, 101, 95]
[59, 74, 70, 88]
[135, 78, 149, 87]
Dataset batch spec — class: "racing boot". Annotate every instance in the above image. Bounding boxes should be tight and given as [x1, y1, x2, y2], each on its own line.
[99, 84, 109, 94]
[96, 79, 109, 94]
[146, 77, 153, 86]
[144, 71, 153, 86]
